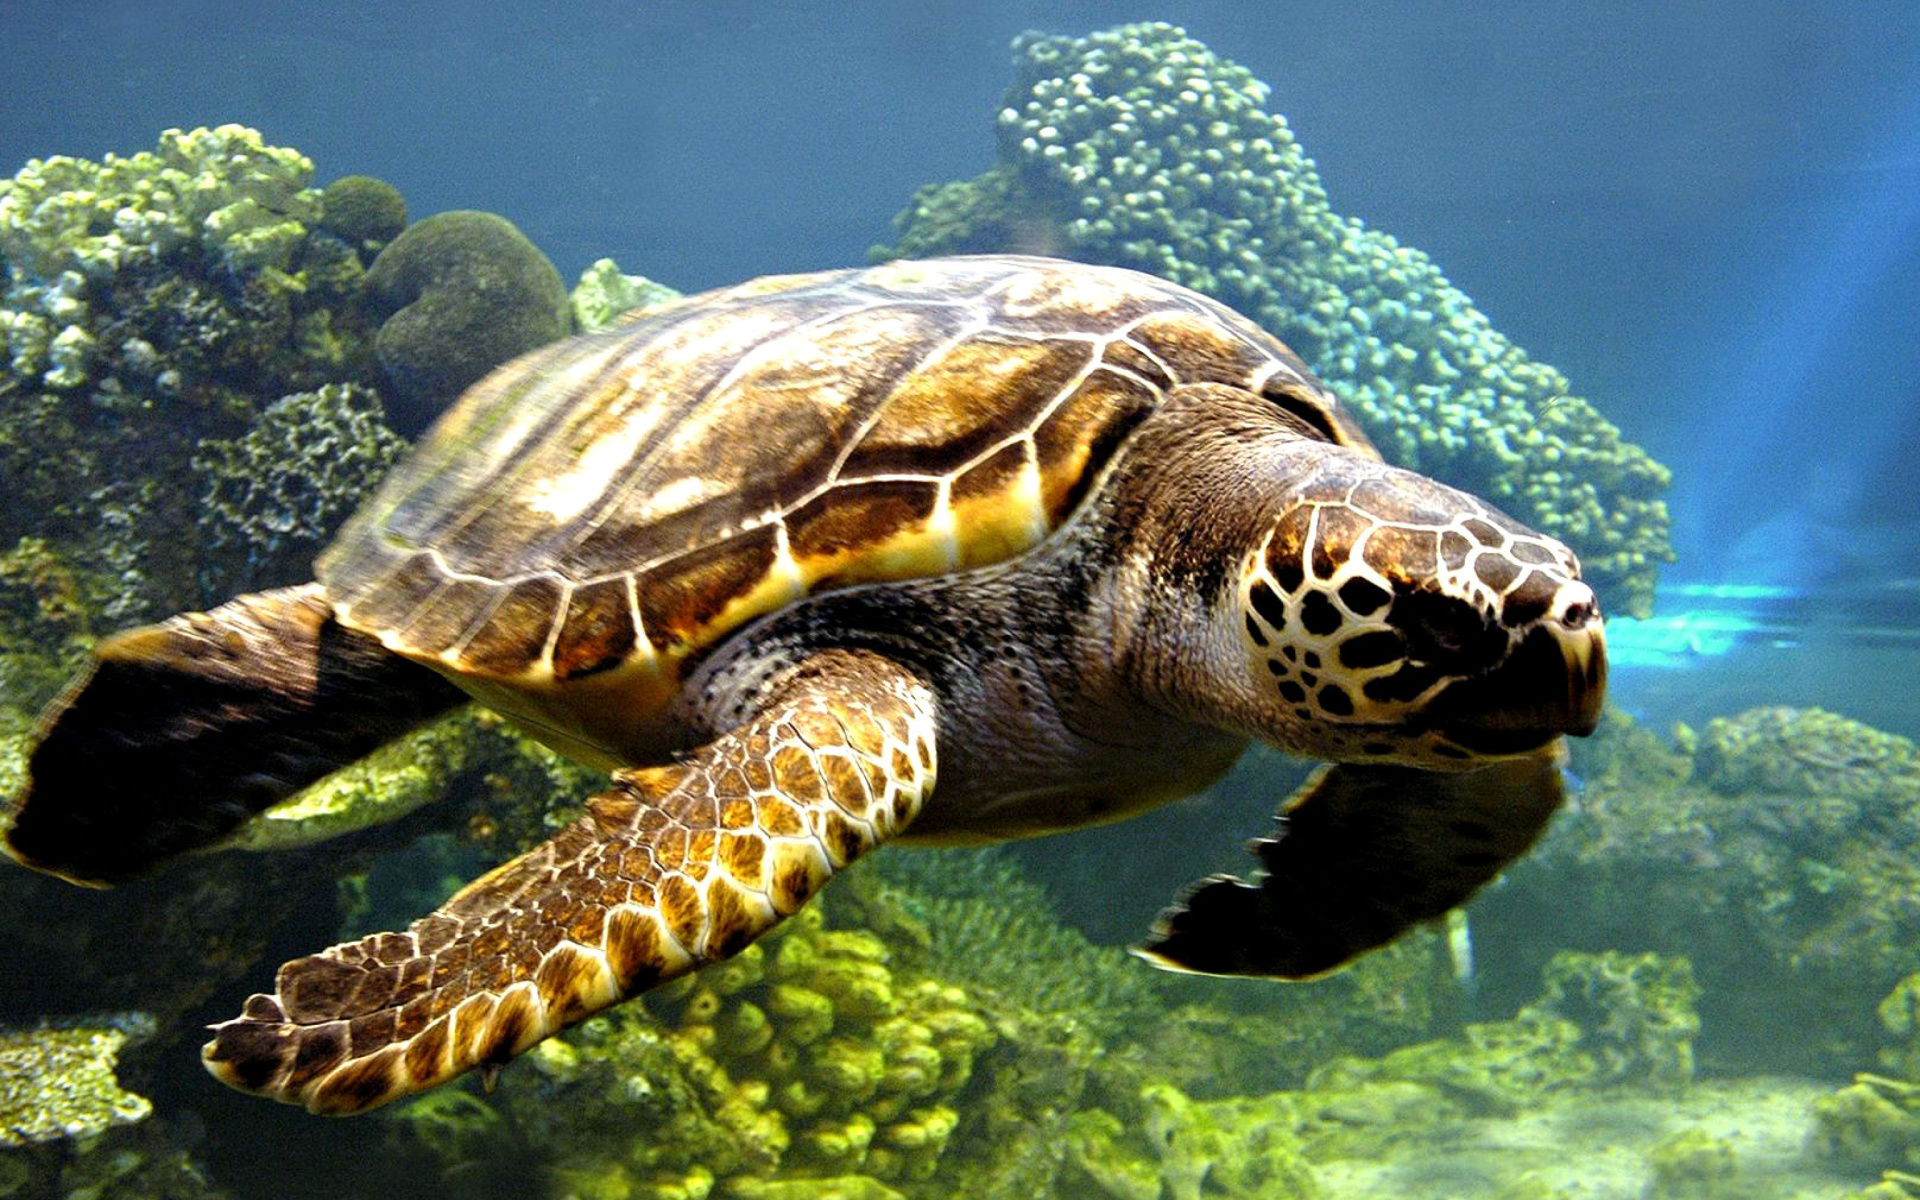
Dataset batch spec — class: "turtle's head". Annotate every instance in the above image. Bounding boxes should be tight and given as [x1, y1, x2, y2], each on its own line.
[1224, 447, 1607, 769]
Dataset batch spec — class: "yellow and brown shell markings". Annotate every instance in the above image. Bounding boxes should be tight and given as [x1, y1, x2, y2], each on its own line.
[203, 650, 938, 1114]
[317, 255, 1366, 765]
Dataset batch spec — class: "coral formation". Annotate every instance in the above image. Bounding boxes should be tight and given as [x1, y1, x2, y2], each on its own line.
[0, 1014, 153, 1145]
[877, 22, 1672, 615]
[1065, 1083, 1319, 1200]
[1487, 706, 1920, 1075]
[572, 258, 683, 333]
[193, 382, 408, 595]
[0, 125, 388, 631]
[1300, 950, 1700, 1129]
[391, 903, 999, 1197]
[365, 209, 571, 434]
[1644, 1128, 1739, 1198]
[317, 174, 407, 263]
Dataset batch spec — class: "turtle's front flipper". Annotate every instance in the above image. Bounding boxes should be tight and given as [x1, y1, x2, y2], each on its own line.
[5, 583, 468, 886]
[1137, 745, 1566, 980]
[203, 649, 938, 1115]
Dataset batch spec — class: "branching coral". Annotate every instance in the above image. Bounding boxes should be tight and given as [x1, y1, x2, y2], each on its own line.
[878, 22, 1672, 615]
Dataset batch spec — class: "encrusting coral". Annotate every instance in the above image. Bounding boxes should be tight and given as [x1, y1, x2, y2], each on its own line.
[877, 22, 1671, 616]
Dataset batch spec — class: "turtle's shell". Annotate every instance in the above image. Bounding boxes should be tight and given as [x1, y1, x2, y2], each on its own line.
[320, 255, 1373, 761]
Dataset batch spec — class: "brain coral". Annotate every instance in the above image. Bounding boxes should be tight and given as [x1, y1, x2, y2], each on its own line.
[879, 23, 1672, 616]
[365, 210, 572, 435]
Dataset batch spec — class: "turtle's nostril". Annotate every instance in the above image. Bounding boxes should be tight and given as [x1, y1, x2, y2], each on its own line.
[1552, 584, 1599, 631]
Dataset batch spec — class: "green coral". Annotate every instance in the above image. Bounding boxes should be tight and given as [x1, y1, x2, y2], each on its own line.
[394, 904, 997, 1197]
[0, 125, 388, 626]
[365, 209, 571, 434]
[0, 1014, 153, 1145]
[1064, 1083, 1319, 1200]
[878, 22, 1671, 615]
[836, 846, 1165, 1035]
[1498, 706, 1920, 1074]
[317, 174, 407, 263]
[572, 258, 683, 333]
[192, 382, 407, 595]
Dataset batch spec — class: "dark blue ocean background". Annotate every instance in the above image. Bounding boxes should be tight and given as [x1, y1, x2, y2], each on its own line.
[7, 0, 1917, 735]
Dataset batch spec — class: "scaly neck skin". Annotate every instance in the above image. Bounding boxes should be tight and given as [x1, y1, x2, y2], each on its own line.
[1069, 384, 1348, 747]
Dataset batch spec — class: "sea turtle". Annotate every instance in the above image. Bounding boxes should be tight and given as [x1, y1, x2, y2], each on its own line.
[4, 254, 1605, 1115]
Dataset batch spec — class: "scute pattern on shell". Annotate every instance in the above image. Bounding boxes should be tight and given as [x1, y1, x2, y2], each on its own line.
[320, 255, 1367, 696]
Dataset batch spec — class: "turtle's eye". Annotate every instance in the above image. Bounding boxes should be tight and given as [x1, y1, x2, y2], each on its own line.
[1260, 381, 1342, 444]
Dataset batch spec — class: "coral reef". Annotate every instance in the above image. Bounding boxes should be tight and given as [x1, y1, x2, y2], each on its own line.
[877, 22, 1671, 615]
[0, 125, 389, 631]
[572, 258, 683, 333]
[1300, 950, 1699, 1131]
[1484, 706, 1920, 1075]
[365, 209, 571, 434]
[193, 382, 408, 595]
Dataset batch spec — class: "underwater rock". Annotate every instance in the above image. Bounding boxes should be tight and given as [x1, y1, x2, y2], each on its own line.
[0, 1014, 153, 1145]
[1523, 950, 1700, 1091]
[1643, 1127, 1739, 1198]
[1487, 706, 1920, 1075]
[572, 257, 683, 333]
[317, 174, 408, 263]
[877, 22, 1672, 616]
[193, 382, 408, 596]
[1298, 950, 1700, 1129]
[365, 209, 571, 434]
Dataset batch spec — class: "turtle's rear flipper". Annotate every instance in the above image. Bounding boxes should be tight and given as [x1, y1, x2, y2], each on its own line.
[5, 583, 468, 886]
[202, 649, 938, 1115]
[1136, 745, 1566, 979]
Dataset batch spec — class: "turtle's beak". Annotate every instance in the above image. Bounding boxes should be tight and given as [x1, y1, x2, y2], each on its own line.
[1432, 581, 1608, 754]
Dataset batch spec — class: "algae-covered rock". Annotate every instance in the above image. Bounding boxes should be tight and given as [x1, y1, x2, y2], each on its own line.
[1524, 951, 1699, 1090]
[0, 1014, 153, 1145]
[877, 22, 1671, 616]
[1644, 1127, 1738, 1198]
[572, 257, 683, 333]
[1063, 1082, 1319, 1200]
[366, 209, 571, 434]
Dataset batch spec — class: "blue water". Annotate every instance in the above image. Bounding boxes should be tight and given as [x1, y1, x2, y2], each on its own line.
[5, 3, 1920, 1197]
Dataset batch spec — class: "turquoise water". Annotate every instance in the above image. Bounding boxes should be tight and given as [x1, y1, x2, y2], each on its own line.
[1, 4, 1917, 1198]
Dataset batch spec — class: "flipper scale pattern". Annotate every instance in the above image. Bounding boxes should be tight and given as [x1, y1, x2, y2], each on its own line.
[202, 651, 937, 1114]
